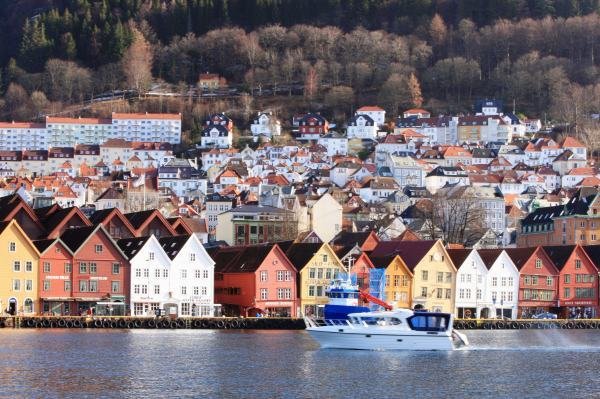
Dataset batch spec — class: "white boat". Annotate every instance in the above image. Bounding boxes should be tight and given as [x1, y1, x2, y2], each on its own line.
[304, 308, 469, 351]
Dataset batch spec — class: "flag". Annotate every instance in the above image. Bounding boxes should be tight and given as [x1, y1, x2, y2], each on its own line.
[133, 173, 146, 188]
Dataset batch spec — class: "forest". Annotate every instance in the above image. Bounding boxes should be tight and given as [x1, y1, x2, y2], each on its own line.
[2, 0, 600, 133]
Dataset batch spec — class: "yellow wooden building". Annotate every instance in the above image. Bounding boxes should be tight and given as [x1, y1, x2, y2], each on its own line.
[285, 242, 345, 317]
[0, 220, 40, 315]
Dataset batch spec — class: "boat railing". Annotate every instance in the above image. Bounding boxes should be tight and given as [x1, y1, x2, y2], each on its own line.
[303, 317, 354, 328]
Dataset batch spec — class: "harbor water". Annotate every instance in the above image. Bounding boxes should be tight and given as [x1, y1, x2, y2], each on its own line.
[1, 329, 599, 398]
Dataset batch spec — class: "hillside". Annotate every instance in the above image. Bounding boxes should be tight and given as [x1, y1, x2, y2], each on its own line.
[1, 0, 600, 133]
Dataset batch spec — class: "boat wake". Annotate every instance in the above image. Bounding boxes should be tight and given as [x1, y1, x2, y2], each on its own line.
[457, 345, 600, 352]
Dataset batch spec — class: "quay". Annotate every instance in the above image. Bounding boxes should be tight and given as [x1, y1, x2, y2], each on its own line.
[454, 319, 600, 330]
[0, 316, 305, 330]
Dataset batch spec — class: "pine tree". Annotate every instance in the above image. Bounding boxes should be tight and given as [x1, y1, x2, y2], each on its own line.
[18, 19, 53, 72]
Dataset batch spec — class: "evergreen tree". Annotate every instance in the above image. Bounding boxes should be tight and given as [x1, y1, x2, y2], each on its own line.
[18, 19, 53, 72]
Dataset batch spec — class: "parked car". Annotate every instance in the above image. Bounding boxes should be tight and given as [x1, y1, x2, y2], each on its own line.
[531, 312, 557, 319]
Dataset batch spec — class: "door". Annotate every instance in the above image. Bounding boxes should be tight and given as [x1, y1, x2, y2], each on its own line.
[8, 298, 17, 315]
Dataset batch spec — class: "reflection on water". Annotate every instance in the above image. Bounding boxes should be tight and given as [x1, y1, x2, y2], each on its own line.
[0, 329, 599, 398]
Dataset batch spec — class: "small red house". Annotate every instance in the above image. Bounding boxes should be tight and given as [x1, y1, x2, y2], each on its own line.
[89, 208, 136, 240]
[506, 247, 559, 318]
[212, 243, 298, 317]
[35, 238, 74, 315]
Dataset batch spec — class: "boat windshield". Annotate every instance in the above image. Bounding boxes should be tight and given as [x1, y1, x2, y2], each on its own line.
[407, 313, 450, 332]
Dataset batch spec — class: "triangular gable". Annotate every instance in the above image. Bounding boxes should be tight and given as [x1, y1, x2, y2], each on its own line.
[92, 208, 137, 238]
[43, 206, 93, 239]
[1, 219, 41, 257]
[63, 224, 129, 260]
[170, 217, 194, 235]
[129, 209, 177, 237]
[173, 234, 215, 266]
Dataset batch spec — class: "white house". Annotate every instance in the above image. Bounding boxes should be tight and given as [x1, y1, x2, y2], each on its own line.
[356, 106, 386, 126]
[159, 234, 218, 317]
[250, 112, 281, 137]
[317, 132, 348, 156]
[118, 235, 175, 317]
[480, 249, 519, 319]
[449, 249, 490, 319]
[200, 125, 232, 149]
[346, 114, 378, 140]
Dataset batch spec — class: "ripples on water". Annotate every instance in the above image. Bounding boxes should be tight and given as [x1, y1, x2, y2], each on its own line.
[0, 329, 599, 399]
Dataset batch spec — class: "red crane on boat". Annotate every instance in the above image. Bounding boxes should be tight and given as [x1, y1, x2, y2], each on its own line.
[359, 289, 393, 310]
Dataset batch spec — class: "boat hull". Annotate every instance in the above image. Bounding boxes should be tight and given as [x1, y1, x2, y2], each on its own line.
[306, 328, 456, 351]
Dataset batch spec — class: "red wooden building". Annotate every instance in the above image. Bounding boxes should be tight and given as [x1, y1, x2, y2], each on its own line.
[211, 243, 298, 317]
[37, 225, 130, 315]
[506, 247, 560, 318]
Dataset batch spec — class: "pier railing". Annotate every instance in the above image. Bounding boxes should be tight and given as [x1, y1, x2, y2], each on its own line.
[453, 318, 600, 330]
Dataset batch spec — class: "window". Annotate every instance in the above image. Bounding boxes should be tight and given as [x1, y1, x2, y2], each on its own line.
[143, 268, 149, 278]
[535, 259, 542, 269]
[325, 268, 332, 279]
[202, 286, 207, 295]
[155, 269, 161, 278]
[492, 277, 497, 286]
[445, 289, 451, 299]
[308, 285, 315, 296]
[64, 281, 71, 292]
[459, 289, 465, 299]
[13, 261, 20, 272]
[149, 252, 155, 260]
[421, 287, 428, 297]
[79, 262, 87, 273]
[142, 285, 148, 294]
[277, 270, 285, 281]
[181, 269, 187, 279]
[564, 288, 570, 298]
[277, 288, 292, 299]
[564, 274, 571, 283]
[89, 263, 97, 274]
[476, 289, 482, 300]
[163, 269, 168, 278]
[111, 281, 119, 293]
[260, 288, 268, 300]
[309, 268, 316, 279]
[437, 272, 443, 283]
[460, 274, 465, 283]
[190, 253, 195, 261]
[65, 262, 72, 273]
[260, 271, 268, 281]
[134, 285, 140, 294]
[575, 259, 581, 269]
[26, 261, 32, 272]
[547, 276, 553, 286]
[421, 270, 428, 281]
[89, 280, 98, 292]
[436, 288, 443, 299]
[9, 242, 15, 252]
[95, 244, 103, 253]
[317, 268, 323, 279]
[316, 286, 324, 297]
[508, 277, 514, 287]
[79, 280, 88, 292]
[445, 273, 452, 283]
[501, 277, 507, 286]
[180, 286, 186, 295]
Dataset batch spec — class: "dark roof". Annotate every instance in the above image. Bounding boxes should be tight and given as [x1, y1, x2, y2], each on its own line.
[0, 194, 25, 220]
[201, 124, 229, 137]
[582, 246, 600, 271]
[504, 247, 537, 271]
[285, 243, 324, 271]
[330, 231, 372, 248]
[158, 235, 190, 259]
[370, 240, 437, 271]
[447, 249, 472, 268]
[88, 208, 116, 225]
[209, 246, 244, 273]
[117, 236, 151, 259]
[368, 253, 398, 269]
[40, 207, 83, 233]
[60, 226, 98, 253]
[220, 244, 275, 273]
[0, 220, 12, 235]
[542, 245, 575, 271]
[348, 114, 374, 126]
[33, 238, 56, 254]
[521, 191, 597, 227]
[96, 187, 125, 201]
[34, 204, 59, 219]
[476, 249, 503, 269]
[124, 210, 156, 229]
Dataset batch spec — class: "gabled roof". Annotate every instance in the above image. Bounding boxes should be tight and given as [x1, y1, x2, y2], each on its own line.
[124, 209, 177, 236]
[476, 249, 503, 269]
[158, 234, 190, 260]
[285, 242, 326, 271]
[446, 248, 472, 268]
[504, 247, 537, 271]
[542, 245, 576, 271]
[40, 206, 92, 237]
[117, 236, 152, 259]
[58, 224, 123, 257]
[370, 240, 438, 271]
[215, 244, 280, 273]
[330, 231, 375, 248]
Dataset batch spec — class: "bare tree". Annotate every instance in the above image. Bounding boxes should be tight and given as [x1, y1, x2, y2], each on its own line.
[122, 27, 153, 96]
